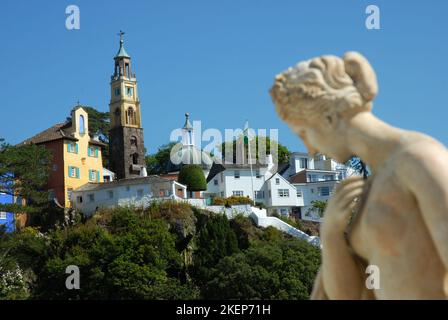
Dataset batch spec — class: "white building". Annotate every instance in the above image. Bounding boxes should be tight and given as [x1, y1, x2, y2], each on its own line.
[205, 155, 298, 216]
[281, 152, 351, 221]
[72, 175, 187, 216]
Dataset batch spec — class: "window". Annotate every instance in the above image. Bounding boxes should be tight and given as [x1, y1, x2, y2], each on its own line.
[125, 63, 130, 77]
[89, 170, 98, 182]
[88, 194, 95, 202]
[300, 158, 308, 169]
[220, 192, 224, 197]
[214, 179, 218, 186]
[254, 191, 264, 199]
[130, 136, 137, 147]
[308, 174, 317, 182]
[88, 146, 99, 158]
[234, 170, 240, 179]
[232, 190, 244, 197]
[132, 153, 139, 165]
[108, 191, 114, 199]
[275, 178, 280, 185]
[53, 164, 58, 172]
[68, 166, 80, 178]
[77, 196, 83, 203]
[278, 189, 290, 197]
[79, 115, 85, 135]
[255, 170, 261, 178]
[324, 175, 334, 181]
[127, 107, 136, 125]
[115, 88, 121, 96]
[126, 87, 134, 97]
[0, 212, 6, 220]
[296, 189, 302, 197]
[67, 142, 78, 154]
[280, 208, 288, 215]
[318, 186, 330, 196]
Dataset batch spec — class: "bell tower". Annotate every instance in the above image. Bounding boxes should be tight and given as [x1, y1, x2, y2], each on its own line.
[109, 31, 146, 180]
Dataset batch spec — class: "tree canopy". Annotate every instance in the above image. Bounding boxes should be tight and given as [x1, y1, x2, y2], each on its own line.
[0, 204, 321, 300]
[178, 164, 207, 192]
[145, 142, 176, 174]
[0, 139, 52, 213]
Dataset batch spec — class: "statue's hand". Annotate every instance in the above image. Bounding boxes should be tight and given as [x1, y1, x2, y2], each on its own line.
[321, 176, 365, 240]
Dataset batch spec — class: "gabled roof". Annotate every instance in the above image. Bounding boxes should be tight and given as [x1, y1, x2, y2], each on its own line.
[19, 122, 77, 146]
[19, 114, 107, 148]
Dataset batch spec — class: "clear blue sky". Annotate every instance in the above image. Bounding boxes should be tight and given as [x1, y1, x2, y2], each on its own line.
[1, 0, 447, 154]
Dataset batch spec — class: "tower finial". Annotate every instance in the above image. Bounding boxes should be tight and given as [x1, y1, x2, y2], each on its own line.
[183, 113, 193, 130]
[118, 30, 125, 43]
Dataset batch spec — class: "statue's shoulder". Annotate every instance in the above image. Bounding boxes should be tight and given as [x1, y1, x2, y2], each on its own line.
[396, 132, 448, 185]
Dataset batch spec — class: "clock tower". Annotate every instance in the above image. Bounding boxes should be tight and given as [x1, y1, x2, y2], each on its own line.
[109, 31, 146, 180]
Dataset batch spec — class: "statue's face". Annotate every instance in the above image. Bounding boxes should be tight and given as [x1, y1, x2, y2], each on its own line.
[292, 118, 352, 164]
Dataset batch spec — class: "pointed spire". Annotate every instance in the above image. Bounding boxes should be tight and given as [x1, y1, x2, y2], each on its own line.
[115, 30, 130, 58]
[183, 113, 193, 130]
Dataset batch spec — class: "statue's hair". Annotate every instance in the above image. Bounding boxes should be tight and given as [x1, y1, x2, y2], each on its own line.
[270, 52, 378, 124]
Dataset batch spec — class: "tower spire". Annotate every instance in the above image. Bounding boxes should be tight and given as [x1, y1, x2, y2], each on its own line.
[115, 30, 130, 58]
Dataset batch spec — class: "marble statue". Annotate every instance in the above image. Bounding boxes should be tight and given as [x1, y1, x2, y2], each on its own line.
[270, 51, 448, 299]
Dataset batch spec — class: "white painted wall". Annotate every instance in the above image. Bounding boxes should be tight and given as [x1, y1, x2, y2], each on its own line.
[73, 180, 185, 216]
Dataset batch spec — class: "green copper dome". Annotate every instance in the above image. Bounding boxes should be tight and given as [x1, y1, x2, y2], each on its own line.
[115, 39, 130, 58]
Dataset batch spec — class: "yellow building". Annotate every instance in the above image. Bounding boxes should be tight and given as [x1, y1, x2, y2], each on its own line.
[21, 106, 106, 208]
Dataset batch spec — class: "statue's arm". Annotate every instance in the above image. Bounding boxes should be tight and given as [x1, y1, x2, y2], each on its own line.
[310, 267, 328, 299]
[319, 176, 366, 299]
[402, 143, 448, 297]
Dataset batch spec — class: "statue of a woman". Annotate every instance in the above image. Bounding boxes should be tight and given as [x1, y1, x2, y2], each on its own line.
[270, 52, 448, 299]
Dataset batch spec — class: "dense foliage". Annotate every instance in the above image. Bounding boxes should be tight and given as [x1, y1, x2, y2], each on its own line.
[0, 138, 52, 213]
[0, 203, 321, 300]
[145, 142, 177, 174]
[178, 165, 207, 192]
[212, 196, 253, 207]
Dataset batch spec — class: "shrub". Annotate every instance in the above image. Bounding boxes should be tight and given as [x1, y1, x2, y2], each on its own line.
[178, 165, 207, 191]
[211, 196, 252, 207]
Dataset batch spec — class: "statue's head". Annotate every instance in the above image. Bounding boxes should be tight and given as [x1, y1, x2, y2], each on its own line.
[270, 51, 378, 163]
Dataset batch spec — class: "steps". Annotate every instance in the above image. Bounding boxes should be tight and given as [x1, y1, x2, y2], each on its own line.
[250, 207, 321, 247]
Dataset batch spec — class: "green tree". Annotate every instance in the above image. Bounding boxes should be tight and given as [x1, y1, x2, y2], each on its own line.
[145, 142, 177, 174]
[192, 213, 239, 287]
[307, 200, 327, 218]
[221, 136, 290, 165]
[32, 207, 199, 299]
[178, 164, 207, 192]
[0, 140, 52, 213]
[203, 239, 321, 300]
